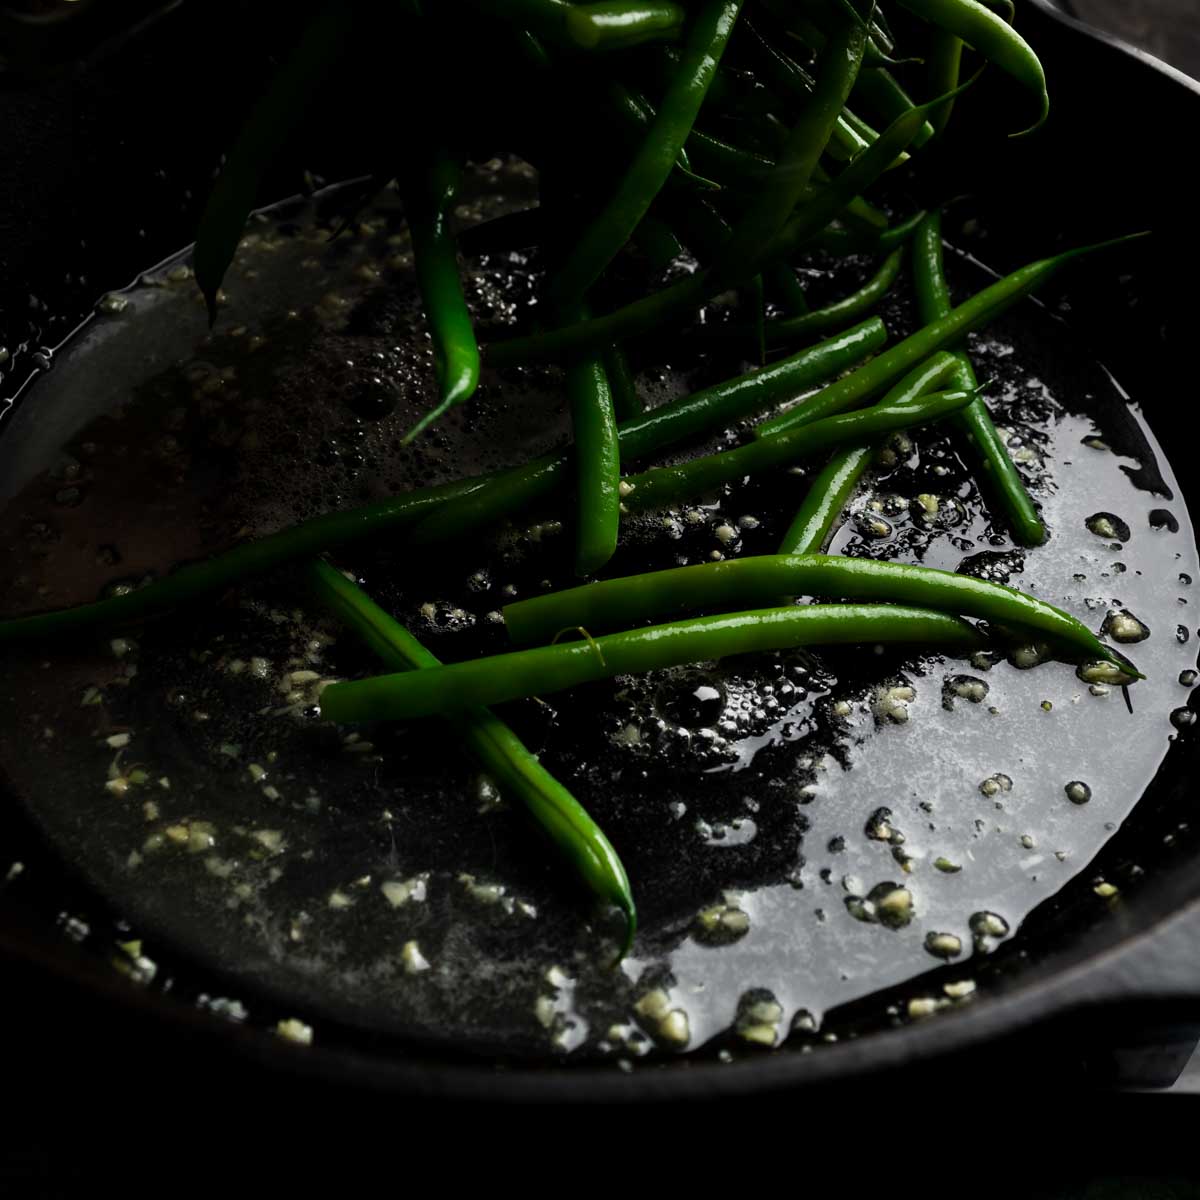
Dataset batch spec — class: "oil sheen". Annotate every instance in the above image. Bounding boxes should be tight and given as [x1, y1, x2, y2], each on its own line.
[0, 163, 1196, 1060]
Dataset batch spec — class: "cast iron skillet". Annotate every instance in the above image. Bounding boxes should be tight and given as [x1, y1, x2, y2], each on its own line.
[1, 0, 1199, 1104]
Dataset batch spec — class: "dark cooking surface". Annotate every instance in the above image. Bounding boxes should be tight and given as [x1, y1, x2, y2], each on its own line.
[0, 15, 1199, 1181]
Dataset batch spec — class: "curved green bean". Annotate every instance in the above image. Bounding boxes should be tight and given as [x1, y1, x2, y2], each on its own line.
[402, 150, 481, 443]
[550, 0, 743, 305]
[564, 317, 622, 576]
[757, 231, 1149, 439]
[603, 346, 644, 419]
[778, 351, 963, 553]
[410, 318, 887, 545]
[720, 247, 903, 345]
[499, 555, 1124, 670]
[896, 0, 1048, 133]
[306, 559, 635, 959]
[912, 211, 1046, 545]
[813, 209, 928, 254]
[566, 1, 685, 49]
[319, 604, 985, 722]
[194, 3, 353, 324]
[620, 387, 971, 512]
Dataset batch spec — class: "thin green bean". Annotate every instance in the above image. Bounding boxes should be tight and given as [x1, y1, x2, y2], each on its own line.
[550, 0, 743, 305]
[757, 231, 1149, 439]
[402, 149, 481, 443]
[719, 247, 903, 345]
[319, 604, 985, 721]
[620, 387, 972, 512]
[194, 4, 353, 324]
[500, 554, 1125, 670]
[603, 346, 644, 419]
[778, 350, 962, 553]
[564, 320, 622, 576]
[306, 559, 635, 959]
[912, 210, 1046, 545]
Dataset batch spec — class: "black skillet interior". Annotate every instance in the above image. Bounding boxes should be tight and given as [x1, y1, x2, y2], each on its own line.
[2, 0, 1200, 1104]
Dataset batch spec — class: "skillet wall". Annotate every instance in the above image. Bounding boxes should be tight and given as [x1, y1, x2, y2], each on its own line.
[1, 0, 1200, 1104]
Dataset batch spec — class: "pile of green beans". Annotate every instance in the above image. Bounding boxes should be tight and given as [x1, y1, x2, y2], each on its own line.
[7, 0, 1152, 953]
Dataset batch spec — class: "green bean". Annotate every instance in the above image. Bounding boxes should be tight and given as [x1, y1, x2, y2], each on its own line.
[778, 351, 962, 553]
[757, 231, 1149, 439]
[603, 346, 644, 419]
[566, 1, 685, 49]
[778, 446, 874, 554]
[410, 318, 887, 545]
[319, 604, 985, 722]
[896, 0, 1048, 133]
[549, 0, 743, 305]
[621, 387, 972, 512]
[401, 150, 481, 443]
[768, 262, 810, 316]
[712, 11, 868, 285]
[912, 211, 1046, 545]
[564, 316, 622, 576]
[812, 209, 928, 254]
[194, 3, 353, 323]
[926, 25, 965, 135]
[484, 95, 935, 368]
[306, 559, 635, 958]
[500, 554, 1124, 669]
[0, 475, 487, 647]
[719, 246, 903, 345]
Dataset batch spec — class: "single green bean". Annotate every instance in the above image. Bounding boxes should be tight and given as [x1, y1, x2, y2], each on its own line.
[719, 247, 903, 345]
[896, 0, 1048, 133]
[912, 211, 1046, 545]
[566, 1, 685, 49]
[500, 554, 1124, 669]
[757, 231, 1149, 439]
[620, 387, 972, 512]
[778, 351, 962, 553]
[603, 346, 644, 419]
[564, 321, 622, 576]
[926, 25, 965, 135]
[549, 0, 743, 305]
[778, 447, 874, 554]
[306, 559, 635, 958]
[812, 208, 928, 254]
[411, 318, 887, 545]
[712, 11, 867, 285]
[194, 3, 353, 323]
[319, 604, 985, 721]
[402, 150, 482, 443]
